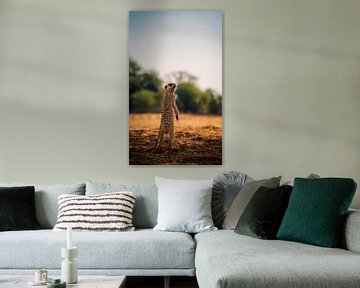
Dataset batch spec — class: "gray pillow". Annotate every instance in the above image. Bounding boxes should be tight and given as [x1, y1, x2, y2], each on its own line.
[86, 181, 158, 229]
[153, 177, 217, 233]
[282, 173, 320, 186]
[222, 176, 281, 230]
[212, 171, 250, 228]
[0, 183, 85, 228]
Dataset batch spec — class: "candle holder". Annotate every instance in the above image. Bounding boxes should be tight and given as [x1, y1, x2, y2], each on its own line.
[61, 247, 78, 284]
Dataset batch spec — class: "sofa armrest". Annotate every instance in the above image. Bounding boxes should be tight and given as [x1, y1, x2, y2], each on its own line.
[342, 209, 360, 253]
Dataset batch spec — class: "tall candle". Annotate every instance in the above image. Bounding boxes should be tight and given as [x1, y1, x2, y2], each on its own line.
[67, 225, 72, 249]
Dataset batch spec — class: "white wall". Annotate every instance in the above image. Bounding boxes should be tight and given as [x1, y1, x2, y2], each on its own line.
[0, 0, 359, 207]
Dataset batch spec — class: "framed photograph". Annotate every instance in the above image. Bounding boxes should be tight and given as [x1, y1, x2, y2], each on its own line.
[129, 11, 222, 165]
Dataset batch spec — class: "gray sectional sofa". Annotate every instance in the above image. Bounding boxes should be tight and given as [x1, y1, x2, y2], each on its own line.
[1, 181, 360, 288]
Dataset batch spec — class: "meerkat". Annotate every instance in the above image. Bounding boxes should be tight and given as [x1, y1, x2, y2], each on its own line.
[155, 83, 179, 149]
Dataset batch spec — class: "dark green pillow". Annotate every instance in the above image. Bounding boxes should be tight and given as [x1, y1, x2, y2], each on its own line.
[235, 185, 292, 239]
[277, 178, 357, 247]
[0, 186, 41, 231]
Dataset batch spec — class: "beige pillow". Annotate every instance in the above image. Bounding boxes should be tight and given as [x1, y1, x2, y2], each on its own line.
[222, 176, 281, 230]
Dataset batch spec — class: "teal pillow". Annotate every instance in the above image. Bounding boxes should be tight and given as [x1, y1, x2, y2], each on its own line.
[277, 178, 357, 247]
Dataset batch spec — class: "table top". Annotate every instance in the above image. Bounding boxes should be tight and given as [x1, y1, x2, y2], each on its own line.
[0, 275, 126, 288]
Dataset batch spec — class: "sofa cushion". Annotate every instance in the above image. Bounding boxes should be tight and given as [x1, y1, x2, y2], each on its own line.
[154, 177, 216, 233]
[86, 181, 158, 229]
[0, 183, 86, 229]
[195, 230, 360, 288]
[277, 178, 357, 247]
[234, 185, 292, 239]
[53, 192, 136, 232]
[222, 176, 281, 229]
[0, 186, 40, 231]
[212, 171, 249, 228]
[0, 229, 195, 271]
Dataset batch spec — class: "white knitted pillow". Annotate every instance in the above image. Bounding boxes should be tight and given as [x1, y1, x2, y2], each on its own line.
[53, 192, 135, 231]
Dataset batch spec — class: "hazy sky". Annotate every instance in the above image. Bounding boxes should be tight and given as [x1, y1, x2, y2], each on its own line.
[129, 11, 222, 94]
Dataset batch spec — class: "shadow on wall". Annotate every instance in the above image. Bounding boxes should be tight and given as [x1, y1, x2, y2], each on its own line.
[0, 99, 126, 182]
[0, 0, 127, 113]
[0, 0, 129, 180]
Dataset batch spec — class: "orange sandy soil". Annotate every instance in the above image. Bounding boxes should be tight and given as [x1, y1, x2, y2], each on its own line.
[129, 113, 222, 165]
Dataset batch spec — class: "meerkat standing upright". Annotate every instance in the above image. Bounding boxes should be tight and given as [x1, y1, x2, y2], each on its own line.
[155, 83, 179, 150]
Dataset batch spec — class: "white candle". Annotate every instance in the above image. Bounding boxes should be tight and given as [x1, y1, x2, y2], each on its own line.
[67, 225, 72, 249]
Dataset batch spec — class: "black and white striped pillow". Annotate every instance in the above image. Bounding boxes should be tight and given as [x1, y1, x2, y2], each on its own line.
[53, 192, 136, 231]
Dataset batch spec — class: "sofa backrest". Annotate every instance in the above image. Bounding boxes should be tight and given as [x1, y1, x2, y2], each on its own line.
[86, 181, 158, 229]
[0, 183, 86, 229]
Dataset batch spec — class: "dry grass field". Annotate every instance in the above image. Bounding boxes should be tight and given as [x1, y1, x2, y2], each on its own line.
[129, 113, 222, 165]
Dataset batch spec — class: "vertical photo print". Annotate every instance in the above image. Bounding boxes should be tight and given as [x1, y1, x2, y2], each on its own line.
[129, 11, 222, 165]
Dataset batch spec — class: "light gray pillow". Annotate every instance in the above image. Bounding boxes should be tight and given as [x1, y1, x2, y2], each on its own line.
[154, 177, 217, 233]
[222, 176, 281, 230]
[86, 181, 158, 229]
[0, 183, 85, 228]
